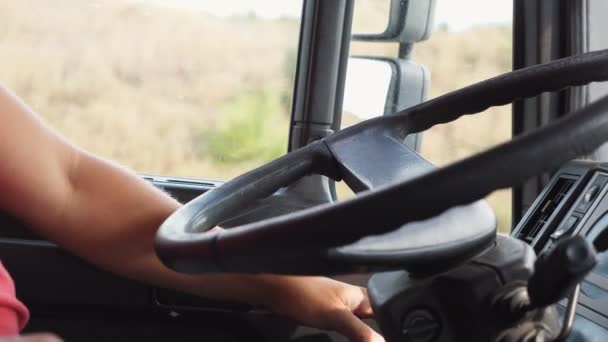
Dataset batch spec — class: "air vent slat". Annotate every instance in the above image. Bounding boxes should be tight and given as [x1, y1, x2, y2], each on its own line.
[517, 177, 575, 242]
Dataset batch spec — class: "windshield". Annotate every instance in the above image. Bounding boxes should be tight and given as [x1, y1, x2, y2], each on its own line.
[0, 0, 302, 180]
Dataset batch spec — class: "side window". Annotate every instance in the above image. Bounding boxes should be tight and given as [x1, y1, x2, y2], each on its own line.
[578, 1, 608, 167]
[0, 0, 302, 180]
[342, 0, 513, 232]
[588, 0, 608, 102]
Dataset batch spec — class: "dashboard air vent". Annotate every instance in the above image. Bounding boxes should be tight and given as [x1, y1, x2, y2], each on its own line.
[517, 177, 576, 243]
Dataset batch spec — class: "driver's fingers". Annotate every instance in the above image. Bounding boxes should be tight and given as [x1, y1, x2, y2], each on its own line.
[0, 333, 63, 342]
[352, 287, 374, 319]
[330, 309, 384, 342]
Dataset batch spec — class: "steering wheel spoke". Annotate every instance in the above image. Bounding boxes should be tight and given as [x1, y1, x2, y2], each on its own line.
[329, 127, 434, 192]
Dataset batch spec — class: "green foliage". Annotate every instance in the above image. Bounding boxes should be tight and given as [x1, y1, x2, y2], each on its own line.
[205, 89, 288, 164]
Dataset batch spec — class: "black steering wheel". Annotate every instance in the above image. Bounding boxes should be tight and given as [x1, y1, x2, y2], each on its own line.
[156, 49, 608, 276]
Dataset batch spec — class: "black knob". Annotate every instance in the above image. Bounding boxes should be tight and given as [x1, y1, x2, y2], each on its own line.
[527, 236, 597, 309]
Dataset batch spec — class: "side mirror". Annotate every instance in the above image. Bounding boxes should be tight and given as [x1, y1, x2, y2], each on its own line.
[352, 0, 437, 43]
[342, 57, 429, 150]
[345, 0, 435, 151]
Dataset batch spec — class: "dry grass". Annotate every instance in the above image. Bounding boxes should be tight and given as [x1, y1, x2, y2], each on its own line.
[0, 0, 296, 178]
[1, 1, 513, 231]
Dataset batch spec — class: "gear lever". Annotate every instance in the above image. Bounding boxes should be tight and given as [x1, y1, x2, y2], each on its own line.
[527, 236, 597, 310]
[494, 236, 597, 342]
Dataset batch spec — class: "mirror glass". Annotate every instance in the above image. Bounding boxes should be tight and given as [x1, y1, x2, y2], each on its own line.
[342, 58, 392, 126]
[351, 0, 390, 35]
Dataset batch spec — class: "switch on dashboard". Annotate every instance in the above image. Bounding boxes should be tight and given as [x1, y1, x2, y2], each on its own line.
[550, 215, 579, 241]
[576, 177, 607, 213]
[584, 184, 601, 203]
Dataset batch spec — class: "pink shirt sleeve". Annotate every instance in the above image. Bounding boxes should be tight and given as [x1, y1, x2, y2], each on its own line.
[0, 261, 29, 335]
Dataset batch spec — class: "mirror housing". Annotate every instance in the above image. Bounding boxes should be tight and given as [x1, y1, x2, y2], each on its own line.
[344, 0, 435, 151]
[352, 0, 436, 43]
[342, 57, 429, 150]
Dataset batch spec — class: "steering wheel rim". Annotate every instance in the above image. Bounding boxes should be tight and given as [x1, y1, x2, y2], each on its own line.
[156, 49, 608, 275]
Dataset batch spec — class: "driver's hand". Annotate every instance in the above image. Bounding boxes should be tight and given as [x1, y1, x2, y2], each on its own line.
[267, 276, 385, 342]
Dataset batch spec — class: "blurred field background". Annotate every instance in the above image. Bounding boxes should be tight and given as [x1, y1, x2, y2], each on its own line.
[0, 0, 512, 231]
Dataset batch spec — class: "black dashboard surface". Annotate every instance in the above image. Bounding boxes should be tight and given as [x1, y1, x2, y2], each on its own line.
[513, 160, 608, 340]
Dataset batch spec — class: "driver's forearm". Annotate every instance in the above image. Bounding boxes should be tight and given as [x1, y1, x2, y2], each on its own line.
[41, 149, 284, 307]
[0, 83, 283, 307]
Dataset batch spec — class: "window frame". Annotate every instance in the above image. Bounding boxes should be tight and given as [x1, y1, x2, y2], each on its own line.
[288, 0, 354, 151]
[512, 0, 588, 224]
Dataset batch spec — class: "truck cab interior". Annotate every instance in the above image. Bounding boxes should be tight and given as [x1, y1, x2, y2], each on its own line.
[2, 0, 608, 341]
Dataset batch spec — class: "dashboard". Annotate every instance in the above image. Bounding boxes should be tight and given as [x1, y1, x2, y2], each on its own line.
[512, 160, 608, 340]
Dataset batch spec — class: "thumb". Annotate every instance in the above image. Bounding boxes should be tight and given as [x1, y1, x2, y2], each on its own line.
[330, 309, 385, 342]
